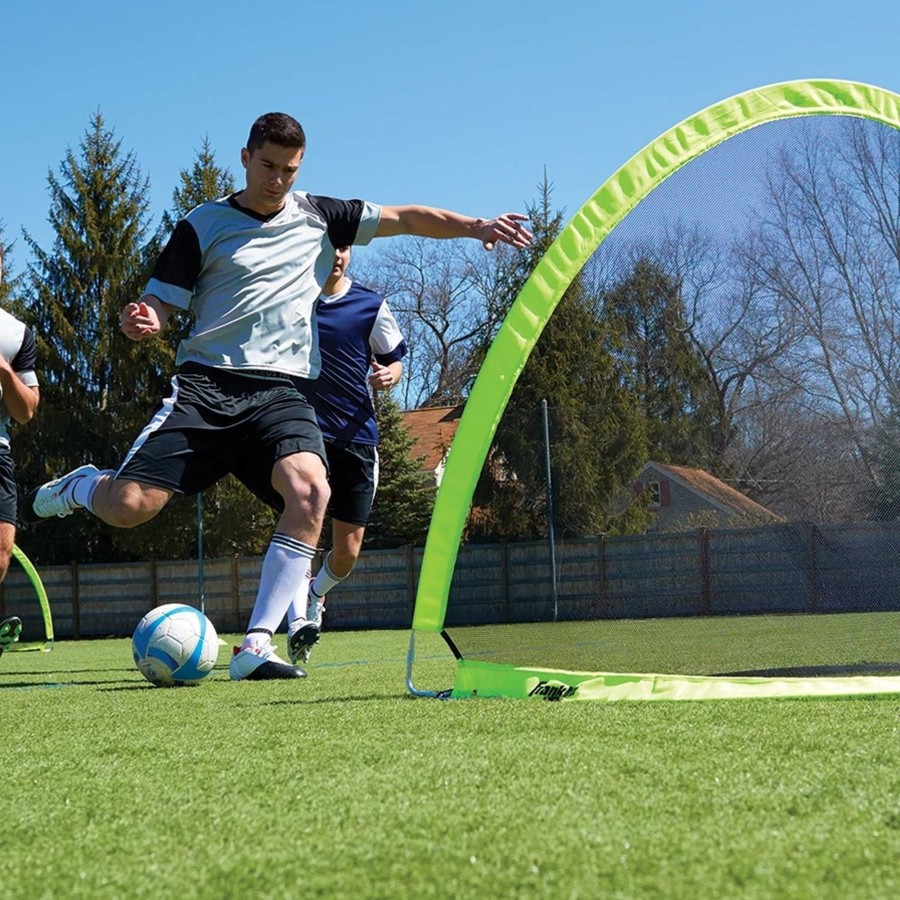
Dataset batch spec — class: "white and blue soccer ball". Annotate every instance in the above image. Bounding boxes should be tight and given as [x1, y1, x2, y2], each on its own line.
[132, 604, 219, 687]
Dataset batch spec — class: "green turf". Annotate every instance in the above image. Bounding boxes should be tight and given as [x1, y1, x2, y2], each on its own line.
[2, 630, 899, 899]
[447, 612, 900, 676]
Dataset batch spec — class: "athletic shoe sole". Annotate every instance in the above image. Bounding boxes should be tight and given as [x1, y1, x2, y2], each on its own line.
[0, 616, 23, 657]
[288, 623, 320, 665]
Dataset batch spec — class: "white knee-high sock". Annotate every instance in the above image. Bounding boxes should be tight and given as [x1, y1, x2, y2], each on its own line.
[287, 550, 347, 633]
[311, 551, 348, 602]
[71, 469, 116, 514]
[246, 534, 316, 649]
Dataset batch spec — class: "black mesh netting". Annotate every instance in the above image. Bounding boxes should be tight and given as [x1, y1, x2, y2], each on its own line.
[444, 115, 900, 677]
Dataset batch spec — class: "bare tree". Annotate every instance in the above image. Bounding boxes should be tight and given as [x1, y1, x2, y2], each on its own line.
[727, 381, 872, 522]
[744, 118, 900, 485]
[358, 237, 515, 408]
[584, 219, 803, 467]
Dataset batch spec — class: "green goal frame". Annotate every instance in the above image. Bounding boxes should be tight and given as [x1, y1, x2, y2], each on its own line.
[407, 79, 900, 701]
[8, 544, 54, 651]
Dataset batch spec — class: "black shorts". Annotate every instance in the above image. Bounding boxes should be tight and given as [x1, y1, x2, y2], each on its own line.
[325, 441, 378, 526]
[117, 364, 325, 509]
[0, 446, 17, 526]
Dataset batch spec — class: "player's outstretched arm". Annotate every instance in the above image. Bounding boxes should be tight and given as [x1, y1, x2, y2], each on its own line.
[376, 205, 532, 251]
[120, 295, 174, 341]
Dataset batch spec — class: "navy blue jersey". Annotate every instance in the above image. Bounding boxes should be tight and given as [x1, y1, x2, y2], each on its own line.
[296, 280, 406, 445]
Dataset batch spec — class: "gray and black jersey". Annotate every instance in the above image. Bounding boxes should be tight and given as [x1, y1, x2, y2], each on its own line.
[0, 307, 39, 448]
[146, 192, 382, 378]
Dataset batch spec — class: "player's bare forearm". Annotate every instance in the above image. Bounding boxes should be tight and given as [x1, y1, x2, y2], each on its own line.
[0, 360, 39, 423]
[376, 206, 532, 251]
[120, 295, 174, 341]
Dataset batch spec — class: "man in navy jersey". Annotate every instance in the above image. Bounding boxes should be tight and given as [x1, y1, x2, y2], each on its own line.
[23, 112, 532, 681]
[0, 243, 41, 657]
[284, 246, 405, 664]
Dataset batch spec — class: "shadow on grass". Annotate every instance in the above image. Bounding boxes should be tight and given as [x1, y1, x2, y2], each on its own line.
[715, 662, 900, 677]
[261, 692, 410, 705]
[1, 679, 137, 690]
[4, 668, 136, 676]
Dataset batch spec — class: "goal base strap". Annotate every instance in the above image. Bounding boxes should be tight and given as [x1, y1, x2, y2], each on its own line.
[452, 659, 900, 701]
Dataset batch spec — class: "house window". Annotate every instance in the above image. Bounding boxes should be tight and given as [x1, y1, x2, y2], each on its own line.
[647, 481, 661, 508]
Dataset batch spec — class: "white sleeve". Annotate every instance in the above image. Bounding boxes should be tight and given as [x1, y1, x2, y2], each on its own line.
[369, 301, 406, 359]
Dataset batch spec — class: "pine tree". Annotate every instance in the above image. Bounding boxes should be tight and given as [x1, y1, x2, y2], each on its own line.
[161, 136, 235, 233]
[15, 112, 178, 563]
[471, 175, 649, 539]
[601, 257, 720, 469]
[365, 396, 436, 548]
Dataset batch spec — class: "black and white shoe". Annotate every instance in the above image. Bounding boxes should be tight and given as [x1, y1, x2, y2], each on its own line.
[22, 465, 99, 522]
[288, 623, 321, 665]
[0, 616, 22, 657]
[229, 643, 307, 681]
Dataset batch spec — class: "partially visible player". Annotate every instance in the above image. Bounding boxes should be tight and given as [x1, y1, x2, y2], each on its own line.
[283, 246, 405, 662]
[0, 242, 41, 657]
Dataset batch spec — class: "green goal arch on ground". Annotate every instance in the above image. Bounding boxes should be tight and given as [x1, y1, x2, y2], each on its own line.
[8, 544, 54, 651]
[407, 78, 900, 701]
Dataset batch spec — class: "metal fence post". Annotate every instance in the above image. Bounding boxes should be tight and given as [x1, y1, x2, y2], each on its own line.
[70, 560, 81, 639]
[699, 528, 711, 615]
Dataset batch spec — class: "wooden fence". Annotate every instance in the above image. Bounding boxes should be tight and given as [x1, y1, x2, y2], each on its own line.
[2, 521, 898, 640]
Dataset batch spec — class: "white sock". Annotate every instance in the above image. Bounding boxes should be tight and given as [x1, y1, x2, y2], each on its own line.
[245, 534, 316, 648]
[286, 577, 311, 635]
[311, 551, 348, 602]
[72, 469, 115, 513]
[287, 551, 347, 633]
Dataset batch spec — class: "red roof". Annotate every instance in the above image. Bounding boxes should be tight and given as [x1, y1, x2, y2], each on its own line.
[651, 462, 778, 519]
[400, 405, 463, 471]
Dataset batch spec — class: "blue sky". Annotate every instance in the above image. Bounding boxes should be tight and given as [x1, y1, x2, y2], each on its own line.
[1, 0, 898, 272]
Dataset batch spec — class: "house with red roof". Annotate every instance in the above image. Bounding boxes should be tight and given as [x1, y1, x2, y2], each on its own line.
[399, 405, 463, 486]
[634, 461, 780, 530]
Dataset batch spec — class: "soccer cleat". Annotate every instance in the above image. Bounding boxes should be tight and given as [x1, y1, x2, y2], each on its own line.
[22, 465, 100, 522]
[0, 616, 23, 657]
[229, 643, 307, 681]
[288, 622, 321, 665]
[288, 573, 327, 664]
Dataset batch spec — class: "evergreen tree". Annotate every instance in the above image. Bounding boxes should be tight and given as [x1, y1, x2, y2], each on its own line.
[15, 111, 183, 564]
[601, 257, 720, 469]
[365, 396, 435, 548]
[161, 136, 235, 233]
[471, 175, 649, 539]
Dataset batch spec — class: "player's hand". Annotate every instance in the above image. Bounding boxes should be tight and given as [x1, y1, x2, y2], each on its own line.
[120, 301, 160, 341]
[479, 213, 532, 251]
[368, 362, 395, 391]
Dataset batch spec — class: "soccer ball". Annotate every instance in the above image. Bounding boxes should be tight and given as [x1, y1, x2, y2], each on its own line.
[132, 604, 219, 687]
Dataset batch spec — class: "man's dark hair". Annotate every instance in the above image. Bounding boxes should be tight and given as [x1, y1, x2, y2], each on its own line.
[247, 113, 306, 154]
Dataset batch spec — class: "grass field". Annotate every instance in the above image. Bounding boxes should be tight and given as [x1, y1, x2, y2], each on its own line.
[2, 628, 899, 899]
[448, 612, 900, 676]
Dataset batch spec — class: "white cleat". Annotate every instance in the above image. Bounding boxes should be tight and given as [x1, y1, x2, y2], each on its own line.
[23, 464, 99, 521]
[229, 643, 307, 681]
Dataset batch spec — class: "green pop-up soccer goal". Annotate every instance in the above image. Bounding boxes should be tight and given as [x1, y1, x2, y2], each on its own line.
[406, 79, 900, 702]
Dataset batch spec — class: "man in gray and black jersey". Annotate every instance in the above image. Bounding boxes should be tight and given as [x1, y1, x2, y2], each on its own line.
[23, 111, 532, 681]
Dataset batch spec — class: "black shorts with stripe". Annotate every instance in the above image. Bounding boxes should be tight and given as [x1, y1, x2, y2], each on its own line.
[117, 363, 325, 510]
[0, 446, 17, 526]
[324, 440, 378, 526]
